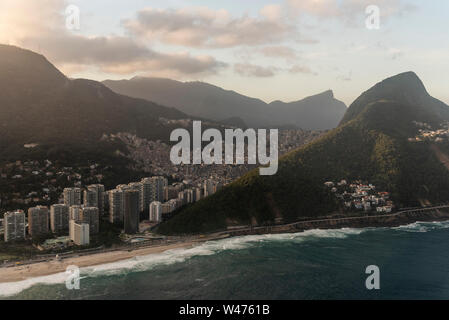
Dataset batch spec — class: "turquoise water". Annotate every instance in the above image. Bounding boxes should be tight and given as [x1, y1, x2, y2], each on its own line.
[2, 221, 449, 299]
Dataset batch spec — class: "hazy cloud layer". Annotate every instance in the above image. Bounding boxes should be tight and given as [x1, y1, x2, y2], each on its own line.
[0, 0, 419, 84]
[260, 46, 298, 60]
[287, 0, 414, 22]
[0, 0, 226, 77]
[122, 6, 298, 48]
[234, 63, 278, 77]
[19, 34, 226, 75]
[289, 65, 316, 75]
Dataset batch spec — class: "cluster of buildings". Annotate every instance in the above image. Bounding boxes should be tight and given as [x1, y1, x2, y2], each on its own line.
[2, 126, 324, 247]
[109, 176, 223, 230]
[2, 174, 224, 246]
[409, 121, 449, 143]
[324, 180, 394, 213]
[2, 184, 104, 246]
[103, 129, 323, 190]
[148, 178, 222, 222]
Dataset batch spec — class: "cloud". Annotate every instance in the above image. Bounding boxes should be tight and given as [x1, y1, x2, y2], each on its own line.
[289, 64, 316, 75]
[19, 34, 226, 75]
[259, 46, 298, 60]
[234, 63, 278, 77]
[122, 7, 298, 48]
[288, 0, 340, 18]
[0, 0, 226, 77]
[287, 0, 414, 23]
[260, 4, 283, 21]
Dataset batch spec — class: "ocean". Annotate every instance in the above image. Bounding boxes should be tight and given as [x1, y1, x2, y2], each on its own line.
[2, 221, 449, 300]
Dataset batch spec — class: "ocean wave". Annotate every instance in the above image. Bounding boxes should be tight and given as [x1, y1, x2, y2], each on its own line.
[83, 228, 366, 277]
[0, 271, 68, 298]
[393, 220, 449, 233]
[3, 221, 449, 297]
[0, 227, 366, 297]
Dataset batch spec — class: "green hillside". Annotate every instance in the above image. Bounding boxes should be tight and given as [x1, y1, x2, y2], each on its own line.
[157, 72, 449, 235]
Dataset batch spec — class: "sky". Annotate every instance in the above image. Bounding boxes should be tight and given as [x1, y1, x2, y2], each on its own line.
[0, 0, 448, 106]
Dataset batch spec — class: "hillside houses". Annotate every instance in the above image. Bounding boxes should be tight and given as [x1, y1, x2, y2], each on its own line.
[325, 180, 394, 213]
[409, 121, 449, 143]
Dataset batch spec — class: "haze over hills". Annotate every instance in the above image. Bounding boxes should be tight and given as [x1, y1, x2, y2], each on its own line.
[0, 44, 200, 188]
[157, 71, 449, 235]
[0, 45, 189, 148]
[103, 77, 347, 130]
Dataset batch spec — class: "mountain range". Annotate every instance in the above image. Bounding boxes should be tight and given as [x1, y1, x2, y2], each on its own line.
[0, 45, 189, 149]
[103, 77, 347, 129]
[157, 71, 449, 235]
[0, 44, 202, 189]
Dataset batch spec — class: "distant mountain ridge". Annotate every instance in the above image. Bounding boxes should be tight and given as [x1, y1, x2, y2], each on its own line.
[0, 45, 189, 149]
[103, 77, 347, 130]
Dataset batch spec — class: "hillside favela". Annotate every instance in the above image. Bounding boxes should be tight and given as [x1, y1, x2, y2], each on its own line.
[1, 0, 449, 307]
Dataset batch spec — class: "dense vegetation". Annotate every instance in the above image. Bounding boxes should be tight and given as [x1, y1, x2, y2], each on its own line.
[157, 72, 449, 235]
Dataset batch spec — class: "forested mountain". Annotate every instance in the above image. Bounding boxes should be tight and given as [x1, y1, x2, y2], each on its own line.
[157, 72, 449, 234]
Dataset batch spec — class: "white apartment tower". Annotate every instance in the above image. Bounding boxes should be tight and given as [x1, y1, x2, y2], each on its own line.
[69, 220, 89, 246]
[149, 201, 162, 223]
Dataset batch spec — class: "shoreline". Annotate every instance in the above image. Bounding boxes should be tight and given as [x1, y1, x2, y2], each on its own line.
[1, 207, 449, 284]
[0, 240, 197, 283]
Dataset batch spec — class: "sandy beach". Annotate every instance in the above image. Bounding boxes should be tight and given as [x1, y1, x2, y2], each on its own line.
[2, 207, 449, 284]
[0, 240, 196, 283]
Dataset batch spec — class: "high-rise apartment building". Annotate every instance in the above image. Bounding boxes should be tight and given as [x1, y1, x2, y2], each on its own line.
[83, 184, 105, 215]
[161, 203, 172, 215]
[108, 189, 124, 224]
[203, 179, 215, 197]
[4, 210, 26, 242]
[28, 206, 49, 237]
[50, 204, 69, 233]
[69, 220, 89, 246]
[164, 183, 184, 201]
[149, 201, 162, 223]
[63, 187, 82, 206]
[69, 205, 83, 222]
[124, 190, 140, 234]
[178, 189, 194, 204]
[140, 176, 168, 212]
[80, 207, 99, 234]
